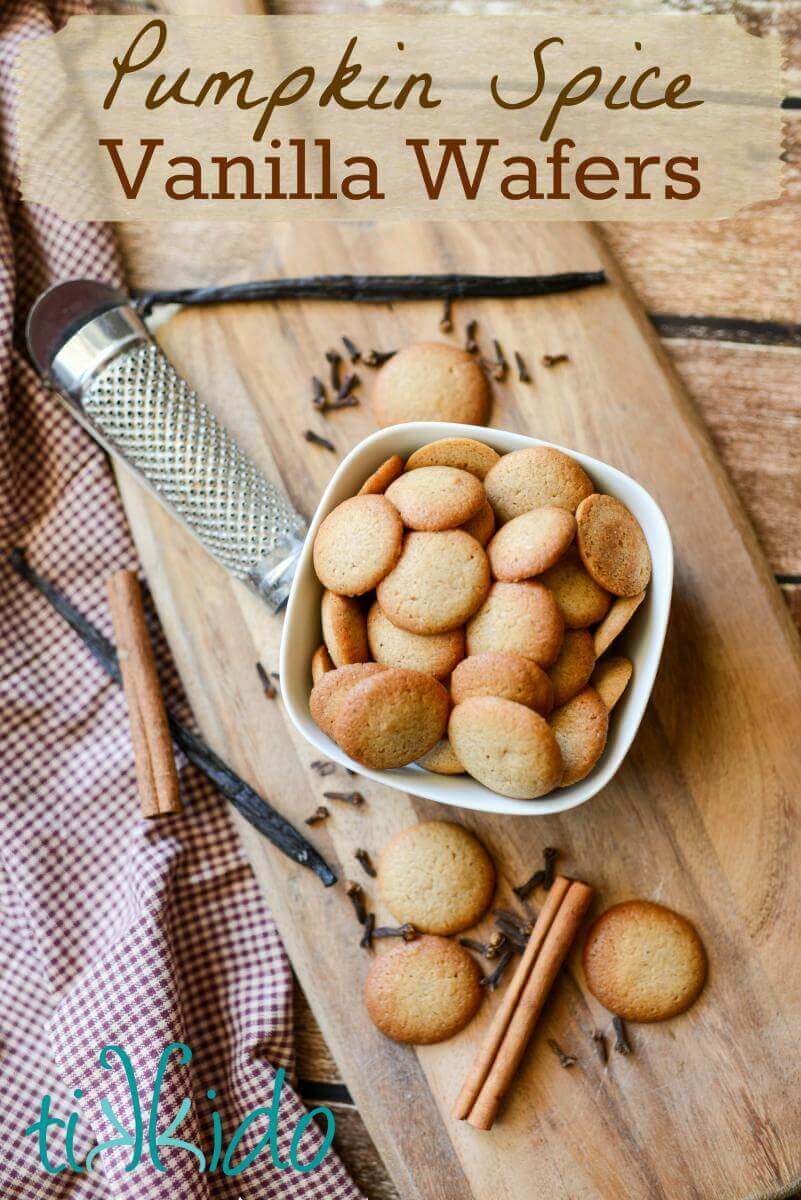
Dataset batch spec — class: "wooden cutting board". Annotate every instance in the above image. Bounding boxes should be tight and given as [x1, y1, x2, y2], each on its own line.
[116, 219, 801, 1200]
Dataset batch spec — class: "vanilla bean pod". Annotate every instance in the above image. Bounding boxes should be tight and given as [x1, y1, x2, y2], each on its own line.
[9, 549, 336, 887]
[134, 271, 606, 316]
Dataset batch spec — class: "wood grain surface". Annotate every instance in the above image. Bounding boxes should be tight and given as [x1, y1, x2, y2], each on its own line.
[113, 217, 801, 1200]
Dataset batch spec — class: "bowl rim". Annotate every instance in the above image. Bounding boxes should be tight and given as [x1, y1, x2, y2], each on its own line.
[280, 421, 673, 817]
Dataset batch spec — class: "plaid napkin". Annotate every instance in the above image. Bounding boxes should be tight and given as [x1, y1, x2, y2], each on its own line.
[0, 4, 362, 1198]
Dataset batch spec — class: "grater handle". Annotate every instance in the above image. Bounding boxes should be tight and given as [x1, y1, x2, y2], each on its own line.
[32, 293, 306, 612]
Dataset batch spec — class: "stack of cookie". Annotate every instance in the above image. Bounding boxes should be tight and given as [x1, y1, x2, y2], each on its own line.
[309, 436, 652, 800]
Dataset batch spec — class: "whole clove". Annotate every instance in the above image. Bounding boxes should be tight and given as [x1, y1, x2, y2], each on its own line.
[345, 880, 368, 925]
[439, 296, 453, 333]
[464, 319, 479, 354]
[493, 920, 531, 951]
[542, 352, 569, 368]
[355, 848, 376, 878]
[363, 348, 397, 368]
[305, 805, 330, 826]
[255, 660, 278, 699]
[359, 912, 375, 949]
[342, 335, 361, 363]
[311, 376, 327, 410]
[591, 1030, 608, 1065]
[493, 909, 534, 936]
[324, 790, 365, 806]
[514, 350, 531, 383]
[459, 932, 509, 960]
[304, 429, 336, 452]
[310, 759, 337, 776]
[331, 372, 360, 407]
[480, 948, 514, 990]
[373, 923, 419, 942]
[548, 1039, 577, 1068]
[612, 1016, 632, 1056]
[490, 338, 508, 381]
[513, 847, 559, 900]
[325, 349, 342, 391]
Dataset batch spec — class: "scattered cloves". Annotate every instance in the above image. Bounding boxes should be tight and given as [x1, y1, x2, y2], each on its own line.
[542, 352, 569, 368]
[345, 880, 368, 925]
[304, 429, 336, 452]
[548, 1039, 577, 1068]
[305, 805, 330, 826]
[373, 923, 419, 942]
[359, 912, 375, 949]
[363, 348, 397, 368]
[465, 319, 479, 354]
[480, 948, 514, 990]
[613, 1016, 632, 1056]
[439, 296, 453, 333]
[255, 660, 277, 699]
[490, 338, 508, 381]
[342, 335, 361, 363]
[323, 790, 365, 807]
[355, 848, 376, 878]
[591, 1030, 608, 1065]
[514, 350, 531, 383]
[310, 760, 337, 776]
[325, 349, 342, 391]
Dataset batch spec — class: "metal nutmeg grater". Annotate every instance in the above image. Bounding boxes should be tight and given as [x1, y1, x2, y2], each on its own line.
[26, 279, 307, 610]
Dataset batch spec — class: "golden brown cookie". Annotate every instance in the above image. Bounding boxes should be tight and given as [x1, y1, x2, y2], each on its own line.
[358, 454, 405, 496]
[364, 936, 483, 1044]
[461, 498, 496, 546]
[549, 686, 609, 787]
[450, 651, 553, 716]
[385, 466, 485, 531]
[593, 591, 646, 656]
[466, 581, 564, 668]
[333, 668, 450, 768]
[487, 506, 577, 581]
[540, 548, 612, 629]
[378, 821, 495, 934]
[576, 494, 652, 597]
[484, 446, 594, 522]
[311, 643, 334, 684]
[309, 663, 386, 739]
[548, 629, 596, 708]
[367, 602, 464, 678]
[417, 738, 465, 775]
[313, 495, 403, 596]
[405, 437, 501, 480]
[372, 342, 490, 428]
[583, 900, 707, 1022]
[592, 656, 633, 710]
[321, 591, 369, 667]
[377, 531, 490, 635]
[449, 696, 564, 800]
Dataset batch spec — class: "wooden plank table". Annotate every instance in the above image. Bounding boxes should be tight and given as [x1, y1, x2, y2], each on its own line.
[114, 3, 801, 1195]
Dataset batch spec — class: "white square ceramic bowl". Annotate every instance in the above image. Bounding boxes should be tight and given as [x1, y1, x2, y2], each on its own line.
[280, 422, 672, 817]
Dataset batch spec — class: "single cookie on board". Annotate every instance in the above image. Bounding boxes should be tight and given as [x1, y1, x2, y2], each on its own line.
[311, 644, 334, 684]
[333, 667, 450, 768]
[309, 662, 386, 739]
[358, 454, 405, 496]
[449, 696, 564, 800]
[592, 656, 633, 710]
[321, 591, 369, 667]
[313, 495, 403, 596]
[583, 900, 707, 1022]
[377, 531, 490, 635]
[576, 494, 652, 597]
[466, 581, 564, 668]
[367, 602, 465, 678]
[548, 629, 596, 708]
[484, 446, 594, 522]
[385, 466, 485, 531]
[549, 686, 609, 787]
[487, 506, 577, 581]
[461, 498, 496, 546]
[405, 437, 501, 480]
[364, 936, 483, 1044]
[593, 591, 646, 656]
[451, 651, 554, 716]
[373, 342, 491, 427]
[378, 820, 495, 934]
[418, 738, 465, 775]
[540, 548, 612, 629]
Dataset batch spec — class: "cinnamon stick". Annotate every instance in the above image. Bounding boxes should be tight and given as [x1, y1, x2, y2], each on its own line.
[459, 878, 593, 1130]
[107, 570, 181, 818]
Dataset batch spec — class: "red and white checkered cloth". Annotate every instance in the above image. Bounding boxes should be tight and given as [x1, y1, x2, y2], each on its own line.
[0, 4, 362, 1198]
